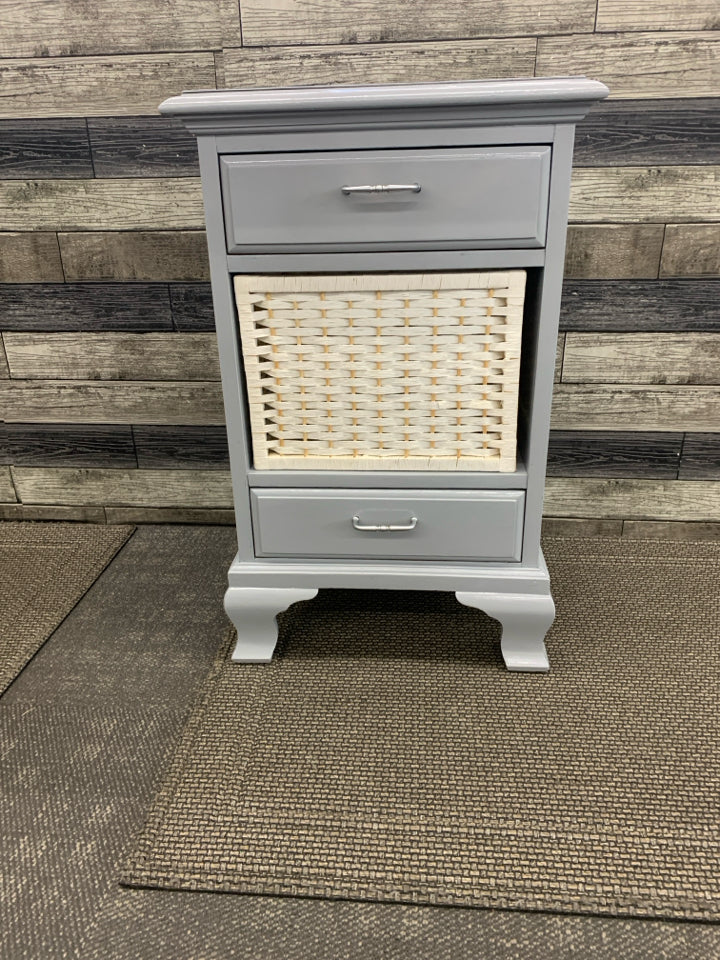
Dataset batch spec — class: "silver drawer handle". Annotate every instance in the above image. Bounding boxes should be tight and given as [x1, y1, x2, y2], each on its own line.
[352, 515, 418, 532]
[341, 183, 421, 195]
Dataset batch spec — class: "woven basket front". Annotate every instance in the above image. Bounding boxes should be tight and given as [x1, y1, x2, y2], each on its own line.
[234, 272, 525, 471]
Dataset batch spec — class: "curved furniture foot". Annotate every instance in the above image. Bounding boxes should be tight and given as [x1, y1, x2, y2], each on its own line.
[224, 586, 318, 662]
[455, 591, 555, 672]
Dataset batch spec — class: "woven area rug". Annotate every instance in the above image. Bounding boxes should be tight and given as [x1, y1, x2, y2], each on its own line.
[0, 522, 134, 694]
[122, 537, 720, 921]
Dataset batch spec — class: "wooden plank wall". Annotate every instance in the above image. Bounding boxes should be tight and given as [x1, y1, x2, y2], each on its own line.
[1, 0, 719, 534]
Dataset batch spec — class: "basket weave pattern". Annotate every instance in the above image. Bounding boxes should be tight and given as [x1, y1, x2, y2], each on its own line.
[234, 272, 525, 471]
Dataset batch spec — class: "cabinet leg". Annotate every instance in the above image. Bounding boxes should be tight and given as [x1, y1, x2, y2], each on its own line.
[455, 591, 555, 672]
[224, 587, 318, 663]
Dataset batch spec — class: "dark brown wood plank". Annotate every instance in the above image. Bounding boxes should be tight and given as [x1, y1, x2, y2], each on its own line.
[547, 431, 681, 479]
[0, 424, 136, 468]
[59, 231, 210, 282]
[661, 225, 720, 278]
[564, 225, 664, 279]
[88, 117, 199, 178]
[0, 284, 173, 332]
[0, 120, 93, 180]
[0, 503, 106, 521]
[170, 283, 215, 331]
[133, 425, 230, 469]
[560, 280, 720, 332]
[679, 434, 720, 480]
[0, 233, 64, 283]
[573, 99, 720, 167]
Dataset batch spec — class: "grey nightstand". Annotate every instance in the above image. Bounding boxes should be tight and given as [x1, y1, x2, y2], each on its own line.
[160, 77, 608, 671]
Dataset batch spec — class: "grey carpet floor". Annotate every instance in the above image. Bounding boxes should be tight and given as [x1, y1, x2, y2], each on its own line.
[1, 525, 719, 960]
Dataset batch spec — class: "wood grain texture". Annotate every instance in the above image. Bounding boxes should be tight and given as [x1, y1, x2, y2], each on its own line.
[679, 433, 720, 480]
[0, 424, 136, 468]
[104, 506, 235, 524]
[547, 430, 681, 478]
[573, 99, 720, 167]
[88, 117, 199, 178]
[622, 519, 720, 540]
[596, 0, 720, 32]
[0, 53, 216, 119]
[3, 333, 221, 381]
[0, 284, 173, 332]
[59, 231, 210, 281]
[0, 381, 224, 425]
[560, 280, 720, 332]
[569, 167, 720, 223]
[562, 333, 720, 384]
[554, 335, 564, 385]
[223, 38, 537, 87]
[133, 425, 230, 469]
[11, 467, 233, 507]
[542, 517, 624, 537]
[564, 225, 664, 279]
[661, 225, 720, 278]
[0, 233, 63, 282]
[0, 503, 106, 521]
[0, 120, 92, 179]
[239, 0, 594, 45]
[551, 384, 720, 432]
[170, 283, 215, 331]
[0, 467, 16, 503]
[544, 477, 720, 521]
[0, 337, 9, 379]
[537, 32, 720, 99]
[0, 178, 203, 232]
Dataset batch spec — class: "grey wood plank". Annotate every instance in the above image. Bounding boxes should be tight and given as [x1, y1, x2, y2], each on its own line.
[0, 424, 136, 468]
[537, 31, 720, 99]
[679, 434, 720, 480]
[0, 467, 16, 502]
[223, 38, 537, 88]
[87, 118, 199, 178]
[133, 426, 230, 469]
[104, 506, 235, 524]
[11, 467, 233, 508]
[0, 120, 93, 180]
[0, 284, 173, 333]
[0, 233, 64, 283]
[59, 232, 210, 282]
[596, 0, 720, 32]
[544, 477, 720, 521]
[560, 280, 720, 332]
[551, 384, 720, 432]
[0, 503, 106, 521]
[547, 430, 682, 479]
[239, 0, 595, 45]
[564, 225, 664, 279]
[0, 53, 216, 119]
[169, 284, 215, 331]
[661, 225, 720, 278]
[573, 99, 720, 167]
[622, 519, 720, 540]
[542, 517, 624, 537]
[0, 381, 224, 425]
[562, 332, 720, 384]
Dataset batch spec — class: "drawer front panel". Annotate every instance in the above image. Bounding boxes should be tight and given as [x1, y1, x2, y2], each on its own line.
[251, 489, 524, 561]
[220, 147, 551, 252]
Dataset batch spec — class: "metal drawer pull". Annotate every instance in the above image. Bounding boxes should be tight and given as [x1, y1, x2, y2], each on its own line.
[341, 183, 421, 195]
[352, 515, 418, 532]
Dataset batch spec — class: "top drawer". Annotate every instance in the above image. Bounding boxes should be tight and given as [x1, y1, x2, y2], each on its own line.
[220, 146, 551, 253]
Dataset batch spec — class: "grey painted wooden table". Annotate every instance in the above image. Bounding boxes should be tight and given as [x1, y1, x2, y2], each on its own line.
[161, 77, 608, 672]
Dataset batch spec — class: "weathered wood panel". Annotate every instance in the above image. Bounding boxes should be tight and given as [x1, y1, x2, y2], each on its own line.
[0, 233, 64, 283]
[170, 283, 215, 331]
[564, 225, 664, 279]
[596, 0, 720, 32]
[573, 99, 720, 167]
[679, 434, 720, 480]
[0, 178, 203, 232]
[133, 425, 230, 469]
[0, 381, 224, 425]
[547, 431, 681, 478]
[622, 520, 720, 540]
[542, 517, 624, 537]
[0, 338, 9, 379]
[59, 231, 210, 281]
[560, 280, 720, 332]
[0, 120, 92, 179]
[0, 467, 16, 502]
[239, 0, 594, 45]
[0, 284, 173, 332]
[0, 424, 136, 468]
[0, 53, 216, 119]
[544, 478, 720, 521]
[562, 333, 720, 384]
[0, 503, 106, 522]
[104, 506, 236, 524]
[660, 225, 720, 278]
[11, 467, 233, 508]
[537, 32, 720, 99]
[551, 385, 720, 432]
[88, 117, 199, 178]
[554, 335, 564, 384]
[223, 38, 537, 87]
[569, 167, 720, 223]
[3, 333, 221, 381]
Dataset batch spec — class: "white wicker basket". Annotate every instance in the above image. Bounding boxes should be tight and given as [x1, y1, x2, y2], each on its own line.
[234, 271, 526, 472]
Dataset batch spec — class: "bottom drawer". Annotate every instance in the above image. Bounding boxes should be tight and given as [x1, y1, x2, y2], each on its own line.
[251, 489, 524, 561]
